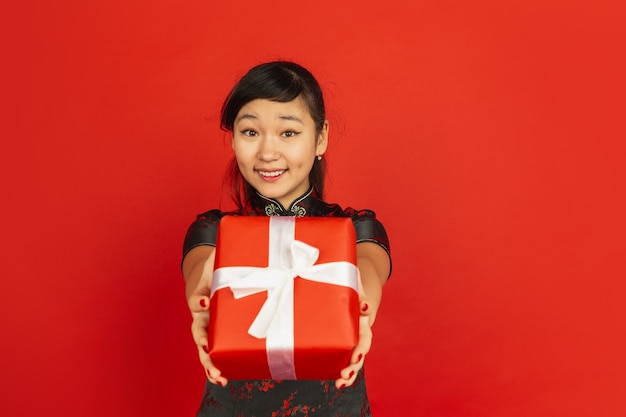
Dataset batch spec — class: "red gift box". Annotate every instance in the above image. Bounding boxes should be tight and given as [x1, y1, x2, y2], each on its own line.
[208, 215, 360, 380]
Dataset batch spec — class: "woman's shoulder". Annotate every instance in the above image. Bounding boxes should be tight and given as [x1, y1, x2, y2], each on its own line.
[342, 207, 390, 252]
[340, 206, 377, 220]
[318, 198, 380, 222]
[317, 199, 390, 255]
[308, 198, 376, 220]
[193, 208, 235, 223]
[182, 208, 242, 258]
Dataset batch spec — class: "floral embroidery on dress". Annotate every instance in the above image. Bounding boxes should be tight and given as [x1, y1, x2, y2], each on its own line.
[269, 391, 322, 417]
[265, 204, 281, 216]
[290, 205, 306, 217]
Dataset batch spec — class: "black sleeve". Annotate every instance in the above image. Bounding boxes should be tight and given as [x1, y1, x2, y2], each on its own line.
[181, 209, 225, 261]
[348, 209, 392, 278]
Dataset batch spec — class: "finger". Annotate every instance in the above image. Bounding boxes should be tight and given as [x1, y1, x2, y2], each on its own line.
[360, 299, 371, 316]
[336, 315, 371, 389]
[200, 351, 229, 387]
[190, 310, 210, 352]
[190, 309, 209, 332]
[192, 326, 209, 353]
[335, 364, 360, 389]
[197, 341, 228, 387]
[188, 293, 210, 313]
[204, 367, 229, 387]
[353, 315, 373, 360]
[340, 361, 361, 380]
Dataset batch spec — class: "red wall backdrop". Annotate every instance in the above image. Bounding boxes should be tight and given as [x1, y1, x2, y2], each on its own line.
[3, 1, 625, 416]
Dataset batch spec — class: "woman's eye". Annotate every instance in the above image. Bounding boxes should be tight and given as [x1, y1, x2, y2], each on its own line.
[281, 130, 300, 138]
[241, 129, 258, 137]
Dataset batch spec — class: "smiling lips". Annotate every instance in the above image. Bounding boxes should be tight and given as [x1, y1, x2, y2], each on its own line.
[257, 169, 286, 179]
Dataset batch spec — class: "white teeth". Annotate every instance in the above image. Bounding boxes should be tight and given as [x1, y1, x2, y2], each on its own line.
[258, 170, 284, 177]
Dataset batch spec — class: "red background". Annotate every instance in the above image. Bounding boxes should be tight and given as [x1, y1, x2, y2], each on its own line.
[2, 1, 625, 416]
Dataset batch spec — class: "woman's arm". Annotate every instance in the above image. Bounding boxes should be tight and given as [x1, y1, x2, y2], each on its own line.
[182, 245, 228, 386]
[182, 245, 215, 300]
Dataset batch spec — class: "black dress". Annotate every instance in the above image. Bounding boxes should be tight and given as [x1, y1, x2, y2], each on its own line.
[182, 187, 391, 417]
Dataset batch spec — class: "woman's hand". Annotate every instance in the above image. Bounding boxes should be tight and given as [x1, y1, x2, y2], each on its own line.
[335, 242, 389, 389]
[335, 270, 374, 389]
[188, 291, 228, 387]
[184, 246, 228, 387]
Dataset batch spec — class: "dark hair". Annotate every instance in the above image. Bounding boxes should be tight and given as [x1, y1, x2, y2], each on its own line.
[220, 61, 327, 208]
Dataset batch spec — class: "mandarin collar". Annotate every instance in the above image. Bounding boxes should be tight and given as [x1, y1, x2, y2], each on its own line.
[252, 187, 315, 217]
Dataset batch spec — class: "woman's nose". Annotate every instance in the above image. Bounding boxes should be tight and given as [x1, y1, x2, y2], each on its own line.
[257, 136, 279, 161]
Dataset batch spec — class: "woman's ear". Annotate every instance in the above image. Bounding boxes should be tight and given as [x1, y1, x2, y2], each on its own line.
[316, 121, 329, 156]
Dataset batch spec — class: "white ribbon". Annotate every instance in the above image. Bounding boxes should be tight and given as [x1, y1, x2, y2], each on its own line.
[211, 216, 358, 380]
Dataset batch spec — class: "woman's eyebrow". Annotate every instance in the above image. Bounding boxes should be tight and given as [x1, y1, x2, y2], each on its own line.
[235, 113, 257, 122]
[278, 114, 304, 124]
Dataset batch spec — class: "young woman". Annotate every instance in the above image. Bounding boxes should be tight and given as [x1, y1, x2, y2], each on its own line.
[182, 61, 391, 416]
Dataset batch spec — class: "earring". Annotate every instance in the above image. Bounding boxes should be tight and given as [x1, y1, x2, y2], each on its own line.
[317, 155, 323, 161]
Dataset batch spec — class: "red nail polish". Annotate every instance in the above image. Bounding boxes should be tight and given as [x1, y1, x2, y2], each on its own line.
[218, 380, 224, 387]
[357, 354, 363, 362]
[200, 298, 207, 308]
[202, 345, 209, 354]
[349, 370, 355, 378]
[362, 303, 369, 312]
[339, 383, 346, 389]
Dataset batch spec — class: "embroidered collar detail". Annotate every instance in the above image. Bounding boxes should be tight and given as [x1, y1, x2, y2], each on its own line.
[254, 187, 314, 217]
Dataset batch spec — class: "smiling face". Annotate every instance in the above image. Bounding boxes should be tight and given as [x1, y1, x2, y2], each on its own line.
[232, 97, 328, 208]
